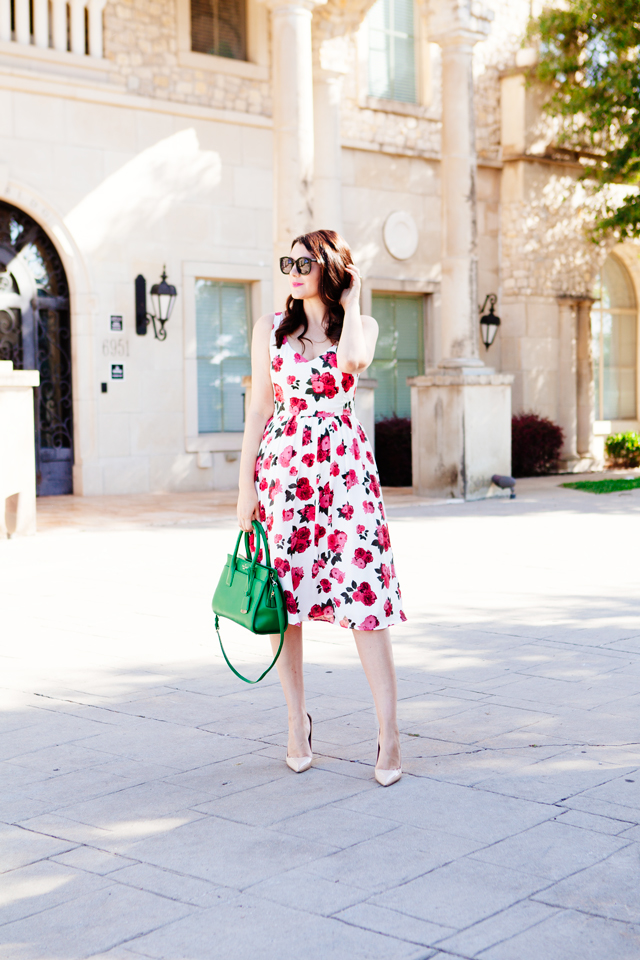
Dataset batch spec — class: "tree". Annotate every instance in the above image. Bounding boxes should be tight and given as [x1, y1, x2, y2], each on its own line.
[527, 0, 640, 239]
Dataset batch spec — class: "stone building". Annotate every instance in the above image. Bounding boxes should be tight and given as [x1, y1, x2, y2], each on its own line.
[0, 0, 637, 503]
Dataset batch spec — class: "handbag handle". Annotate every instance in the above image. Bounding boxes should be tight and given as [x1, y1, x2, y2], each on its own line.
[244, 519, 272, 568]
[242, 521, 271, 614]
[214, 569, 287, 684]
[215, 519, 287, 684]
[227, 520, 271, 589]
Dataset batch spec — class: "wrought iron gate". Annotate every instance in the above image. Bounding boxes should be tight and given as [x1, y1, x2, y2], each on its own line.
[0, 201, 73, 495]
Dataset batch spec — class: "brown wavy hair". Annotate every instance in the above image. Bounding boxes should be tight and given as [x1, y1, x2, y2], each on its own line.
[275, 229, 354, 350]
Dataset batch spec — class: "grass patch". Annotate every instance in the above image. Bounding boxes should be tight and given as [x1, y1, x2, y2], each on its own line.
[562, 477, 640, 494]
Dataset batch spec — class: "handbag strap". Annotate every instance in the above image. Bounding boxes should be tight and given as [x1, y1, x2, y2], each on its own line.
[214, 570, 287, 683]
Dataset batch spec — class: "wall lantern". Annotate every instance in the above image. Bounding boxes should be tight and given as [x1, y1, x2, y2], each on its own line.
[479, 293, 501, 349]
[135, 267, 177, 341]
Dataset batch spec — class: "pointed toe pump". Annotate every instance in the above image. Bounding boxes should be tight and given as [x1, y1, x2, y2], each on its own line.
[286, 713, 313, 773]
[375, 733, 402, 787]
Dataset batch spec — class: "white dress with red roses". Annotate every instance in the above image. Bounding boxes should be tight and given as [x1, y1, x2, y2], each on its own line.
[254, 313, 406, 632]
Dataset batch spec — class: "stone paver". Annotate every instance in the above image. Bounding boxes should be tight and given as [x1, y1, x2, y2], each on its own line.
[1, 474, 640, 958]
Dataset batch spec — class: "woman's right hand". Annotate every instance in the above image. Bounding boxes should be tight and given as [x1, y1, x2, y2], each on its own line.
[237, 486, 259, 532]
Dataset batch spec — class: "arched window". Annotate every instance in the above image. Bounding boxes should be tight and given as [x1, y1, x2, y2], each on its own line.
[0, 201, 73, 495]
[592, 255, 637, 421]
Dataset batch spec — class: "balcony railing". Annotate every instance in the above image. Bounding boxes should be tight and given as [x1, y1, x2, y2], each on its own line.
[0, 0, 107, 58]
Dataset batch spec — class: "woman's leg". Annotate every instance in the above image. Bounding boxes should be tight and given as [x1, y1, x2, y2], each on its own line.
[270, 624, 312, 758]
[353, 627, 401, 770]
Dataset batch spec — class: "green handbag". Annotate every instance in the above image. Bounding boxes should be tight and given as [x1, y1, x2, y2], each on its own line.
[212, 519, 288, 683]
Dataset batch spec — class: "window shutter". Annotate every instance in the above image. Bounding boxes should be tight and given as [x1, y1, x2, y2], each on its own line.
[367, 0, 417, 104]
[370, 294, 423, 419]
[196, 280, 252, 433]
[191, 0, 246, 61]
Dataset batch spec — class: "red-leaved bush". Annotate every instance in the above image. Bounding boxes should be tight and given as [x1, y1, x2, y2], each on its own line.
[512, 413, 564, 477]
[374, 416, 412, 486]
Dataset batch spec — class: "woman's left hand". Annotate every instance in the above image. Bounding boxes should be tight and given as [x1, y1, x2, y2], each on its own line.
[340, 265, 361, 310]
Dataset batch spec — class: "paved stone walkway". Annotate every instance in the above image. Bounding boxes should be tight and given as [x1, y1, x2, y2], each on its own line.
[2, 475, 640, 959]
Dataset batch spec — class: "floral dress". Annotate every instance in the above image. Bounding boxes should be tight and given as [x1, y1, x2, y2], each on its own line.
[254, 313, 406, 632]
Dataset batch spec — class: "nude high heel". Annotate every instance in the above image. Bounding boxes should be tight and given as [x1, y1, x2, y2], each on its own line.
[375, 732, 402, 787]
[286, 713, 313, 773]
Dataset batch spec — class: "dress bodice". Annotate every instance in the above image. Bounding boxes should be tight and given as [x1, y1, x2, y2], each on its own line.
[270, 314, 358, 419]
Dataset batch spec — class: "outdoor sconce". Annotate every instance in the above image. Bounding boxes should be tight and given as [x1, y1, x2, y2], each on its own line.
[479, 293, 501, 349]
[135, 267, 177, 341]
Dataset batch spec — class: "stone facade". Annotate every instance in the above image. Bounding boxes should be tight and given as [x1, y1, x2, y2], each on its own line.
[0, 0, 638, 502]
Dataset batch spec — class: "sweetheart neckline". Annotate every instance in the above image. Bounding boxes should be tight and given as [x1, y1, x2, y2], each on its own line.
[284, 337, 337, 365]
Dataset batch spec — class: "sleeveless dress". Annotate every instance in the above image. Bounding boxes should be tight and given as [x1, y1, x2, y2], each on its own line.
[254, 313, 406, 632]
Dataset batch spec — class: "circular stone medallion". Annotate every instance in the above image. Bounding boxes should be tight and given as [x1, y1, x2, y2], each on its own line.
[383, 211, 419, 260]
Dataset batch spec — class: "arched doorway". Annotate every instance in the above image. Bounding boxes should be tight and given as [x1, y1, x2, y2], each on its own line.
[0, 201, 73, 495]
[592, 255, 638, 421]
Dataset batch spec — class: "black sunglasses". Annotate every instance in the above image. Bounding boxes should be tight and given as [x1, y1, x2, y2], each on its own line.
[280, 256, 319, 276]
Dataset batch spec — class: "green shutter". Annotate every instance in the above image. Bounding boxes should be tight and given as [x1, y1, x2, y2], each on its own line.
[370, 294, 423, 420]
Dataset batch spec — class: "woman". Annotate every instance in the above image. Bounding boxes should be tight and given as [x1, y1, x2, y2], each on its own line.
[237, 229, 405, 786]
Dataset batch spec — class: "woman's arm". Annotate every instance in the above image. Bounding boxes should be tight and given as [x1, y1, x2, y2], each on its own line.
[237, 313, 275, 532]
[335, 266, 378, 374]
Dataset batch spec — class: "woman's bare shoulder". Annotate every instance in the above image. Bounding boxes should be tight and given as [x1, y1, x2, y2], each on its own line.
[252, 313, 276, 341]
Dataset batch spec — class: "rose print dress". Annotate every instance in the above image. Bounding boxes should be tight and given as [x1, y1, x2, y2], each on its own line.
[254, 313, 406, 631]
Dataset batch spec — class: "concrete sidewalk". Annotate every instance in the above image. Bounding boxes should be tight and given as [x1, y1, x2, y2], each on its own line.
[1, 476, 640, 959]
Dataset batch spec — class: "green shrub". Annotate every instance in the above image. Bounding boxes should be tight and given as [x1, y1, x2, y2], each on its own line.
[605, 432, 640, 468]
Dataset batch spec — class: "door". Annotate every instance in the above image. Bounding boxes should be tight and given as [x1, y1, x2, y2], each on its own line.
[0, 202, 73, 495]
[369, 293, 424, 419]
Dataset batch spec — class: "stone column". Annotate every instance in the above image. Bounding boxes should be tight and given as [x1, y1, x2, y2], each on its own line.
[14, 0, 30, 45]
[268, 0, 323, 305]
[408, 371, 513, 499]
[313, 69, 344, 231]
[88, 0, 108, 57]
[576, 298, 595, 458]
[33, 0, 49, 48]
[557, 296, 578, 464]
[313, 35, 348, 232]
[51, 0, 68, 52]
[0, 0, 10, 43]
[408, 1, 514, 499]
[429, 0, 491, 368]
[69, 0, 87, 55]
